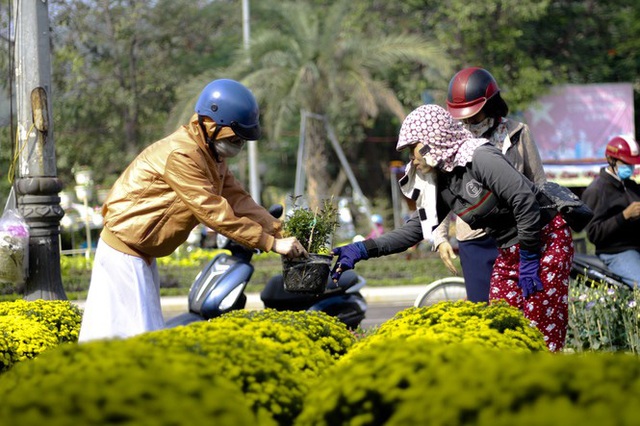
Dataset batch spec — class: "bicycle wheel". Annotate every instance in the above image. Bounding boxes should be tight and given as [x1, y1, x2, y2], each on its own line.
[413, 277, 467, 307]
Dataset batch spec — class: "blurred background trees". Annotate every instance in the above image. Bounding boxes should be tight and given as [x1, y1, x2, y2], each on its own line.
[0, 0, 638, 214]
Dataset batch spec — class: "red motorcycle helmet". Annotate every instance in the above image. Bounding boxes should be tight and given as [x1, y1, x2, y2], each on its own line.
[446, 67, 506, 120]
[605, 135, 640, 165]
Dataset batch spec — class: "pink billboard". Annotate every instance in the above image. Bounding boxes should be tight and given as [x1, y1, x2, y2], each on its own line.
[524, 83, 635, 164]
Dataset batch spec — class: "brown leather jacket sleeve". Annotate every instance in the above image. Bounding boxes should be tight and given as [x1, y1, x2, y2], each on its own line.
[220, 166, 283, 238]
[164, 149, 276, 252]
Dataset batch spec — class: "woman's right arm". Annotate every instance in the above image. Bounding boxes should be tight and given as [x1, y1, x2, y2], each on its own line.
[362, 211, 425, 257]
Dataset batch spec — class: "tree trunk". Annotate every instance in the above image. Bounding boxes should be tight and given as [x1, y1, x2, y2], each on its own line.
[305, 118, 331, 209]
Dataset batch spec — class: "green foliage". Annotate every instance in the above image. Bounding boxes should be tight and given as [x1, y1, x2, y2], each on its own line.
[0, 338, 261, 425]
[221, 309, 356, 359]
[136, 313, 336, 425]
[283, 198, 339, 254]
[0, 299, 81, 372]
[59, 249, 223, 296]
[566, 278, 640, 353]
[54, 248, 455, 300]
[220, 0, 452, 207]
[297, 341, 640, 425]
[49, 0, 242, 186]
[347, 301, 547, 361]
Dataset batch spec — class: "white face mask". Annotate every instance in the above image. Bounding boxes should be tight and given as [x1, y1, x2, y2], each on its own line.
[464, 117, 494, 137]
[215, 138, 246, 158]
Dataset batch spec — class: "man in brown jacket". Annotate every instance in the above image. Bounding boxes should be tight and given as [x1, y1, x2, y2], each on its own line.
[79, 79, 306, 342]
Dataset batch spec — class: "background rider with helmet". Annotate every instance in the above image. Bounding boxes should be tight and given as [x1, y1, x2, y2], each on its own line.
[582, 135, 640, 288]
[79, 79, 308, 342]
[432, 67, 547, 302]
[366, 214, 386, 239]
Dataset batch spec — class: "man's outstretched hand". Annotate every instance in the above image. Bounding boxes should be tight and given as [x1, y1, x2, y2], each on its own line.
[273, 237, 309, 258]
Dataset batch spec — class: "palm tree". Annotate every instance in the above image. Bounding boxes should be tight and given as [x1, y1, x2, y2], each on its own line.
[241, 0, 452, 207]
[172, 0, 452, 208]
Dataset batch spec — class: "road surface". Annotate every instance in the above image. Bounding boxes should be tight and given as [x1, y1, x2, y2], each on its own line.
[161, 285, 425, 329]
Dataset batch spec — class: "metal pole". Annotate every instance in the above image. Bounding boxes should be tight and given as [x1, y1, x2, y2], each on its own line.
[14, 0, 66, 300]
[242, 0, 261, 204]
[389, 161, 405, 229]
[324, 119, 376, 232]
[83, 196, 91, 260]
[293, 111, 307, 197]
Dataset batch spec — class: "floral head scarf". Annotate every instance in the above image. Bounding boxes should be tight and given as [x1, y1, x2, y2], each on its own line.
[396, 104, 488, 172]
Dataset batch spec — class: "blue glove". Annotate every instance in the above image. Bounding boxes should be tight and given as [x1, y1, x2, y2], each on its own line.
[331, 242, 369, 281]
[518, 249, 544, 298]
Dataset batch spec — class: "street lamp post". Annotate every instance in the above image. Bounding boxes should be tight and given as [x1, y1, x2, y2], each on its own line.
[14, 0, 66, 300]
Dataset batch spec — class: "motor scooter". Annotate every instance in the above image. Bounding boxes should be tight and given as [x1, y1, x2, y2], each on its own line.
[570, 252, 630, 289]
[165, 205, 367, 329]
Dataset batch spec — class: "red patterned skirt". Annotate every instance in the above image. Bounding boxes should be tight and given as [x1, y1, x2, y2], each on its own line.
[489, 214, 574, 352]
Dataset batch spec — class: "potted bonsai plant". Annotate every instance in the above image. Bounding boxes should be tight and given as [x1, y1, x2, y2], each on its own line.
[281, 197, 339, 293]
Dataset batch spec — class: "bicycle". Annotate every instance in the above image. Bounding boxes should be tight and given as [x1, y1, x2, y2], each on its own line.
[413, 276, 467, 307]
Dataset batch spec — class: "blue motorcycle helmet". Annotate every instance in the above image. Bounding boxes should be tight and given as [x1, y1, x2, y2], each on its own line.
[195, 79, 261, 141]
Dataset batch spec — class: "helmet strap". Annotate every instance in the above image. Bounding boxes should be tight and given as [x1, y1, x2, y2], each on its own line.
[482, 117, 501, 138]
[606, 156, 619, 174]
[198, 115, 222, 163]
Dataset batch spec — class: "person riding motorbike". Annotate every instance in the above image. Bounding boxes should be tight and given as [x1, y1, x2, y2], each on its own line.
[582, 135, 640, 288]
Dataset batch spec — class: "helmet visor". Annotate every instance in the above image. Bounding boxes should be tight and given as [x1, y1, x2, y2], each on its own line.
[230, 121, 261, 141]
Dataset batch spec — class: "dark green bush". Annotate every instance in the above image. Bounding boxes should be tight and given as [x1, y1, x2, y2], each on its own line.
[297, 340, 640, 426]
[136, 314, 335, 425]
[283, 198, 339, 254]
[0, 338, 261, 425]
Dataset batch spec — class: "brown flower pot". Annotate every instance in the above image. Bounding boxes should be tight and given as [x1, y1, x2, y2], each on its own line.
[281, 253, 332, 294]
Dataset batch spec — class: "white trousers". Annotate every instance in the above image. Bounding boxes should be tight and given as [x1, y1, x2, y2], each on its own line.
[78, 239, 165, 342]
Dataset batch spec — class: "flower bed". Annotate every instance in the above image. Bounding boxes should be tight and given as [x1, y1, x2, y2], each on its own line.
[297, 340, 640, 425]
[1, 298, 640, 425]
[0, 299, 81, 371]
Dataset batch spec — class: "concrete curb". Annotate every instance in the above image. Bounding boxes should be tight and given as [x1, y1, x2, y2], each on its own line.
[160, 285, 425, 311]
[73, 285, 426, 313]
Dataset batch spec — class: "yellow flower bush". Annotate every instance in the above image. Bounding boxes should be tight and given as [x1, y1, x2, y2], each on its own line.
[0, 299, 82, 343]
[136, 313, 337, 425]
[297, 341, 640, 426]
[0, 299, 81, 372]
[0, 316, 57, 371]
[346, 301, 547, 361]
[0, 338, 262, 425]
[221, 309, 355, 359]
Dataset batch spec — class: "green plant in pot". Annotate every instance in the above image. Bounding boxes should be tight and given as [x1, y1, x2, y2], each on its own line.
[281, 197, 339, 293]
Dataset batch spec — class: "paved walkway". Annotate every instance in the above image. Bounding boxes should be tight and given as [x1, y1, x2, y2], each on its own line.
[73, 285, 427, 316]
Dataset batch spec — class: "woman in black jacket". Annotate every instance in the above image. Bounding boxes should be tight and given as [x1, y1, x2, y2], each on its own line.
[332, 104, 574, 351]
